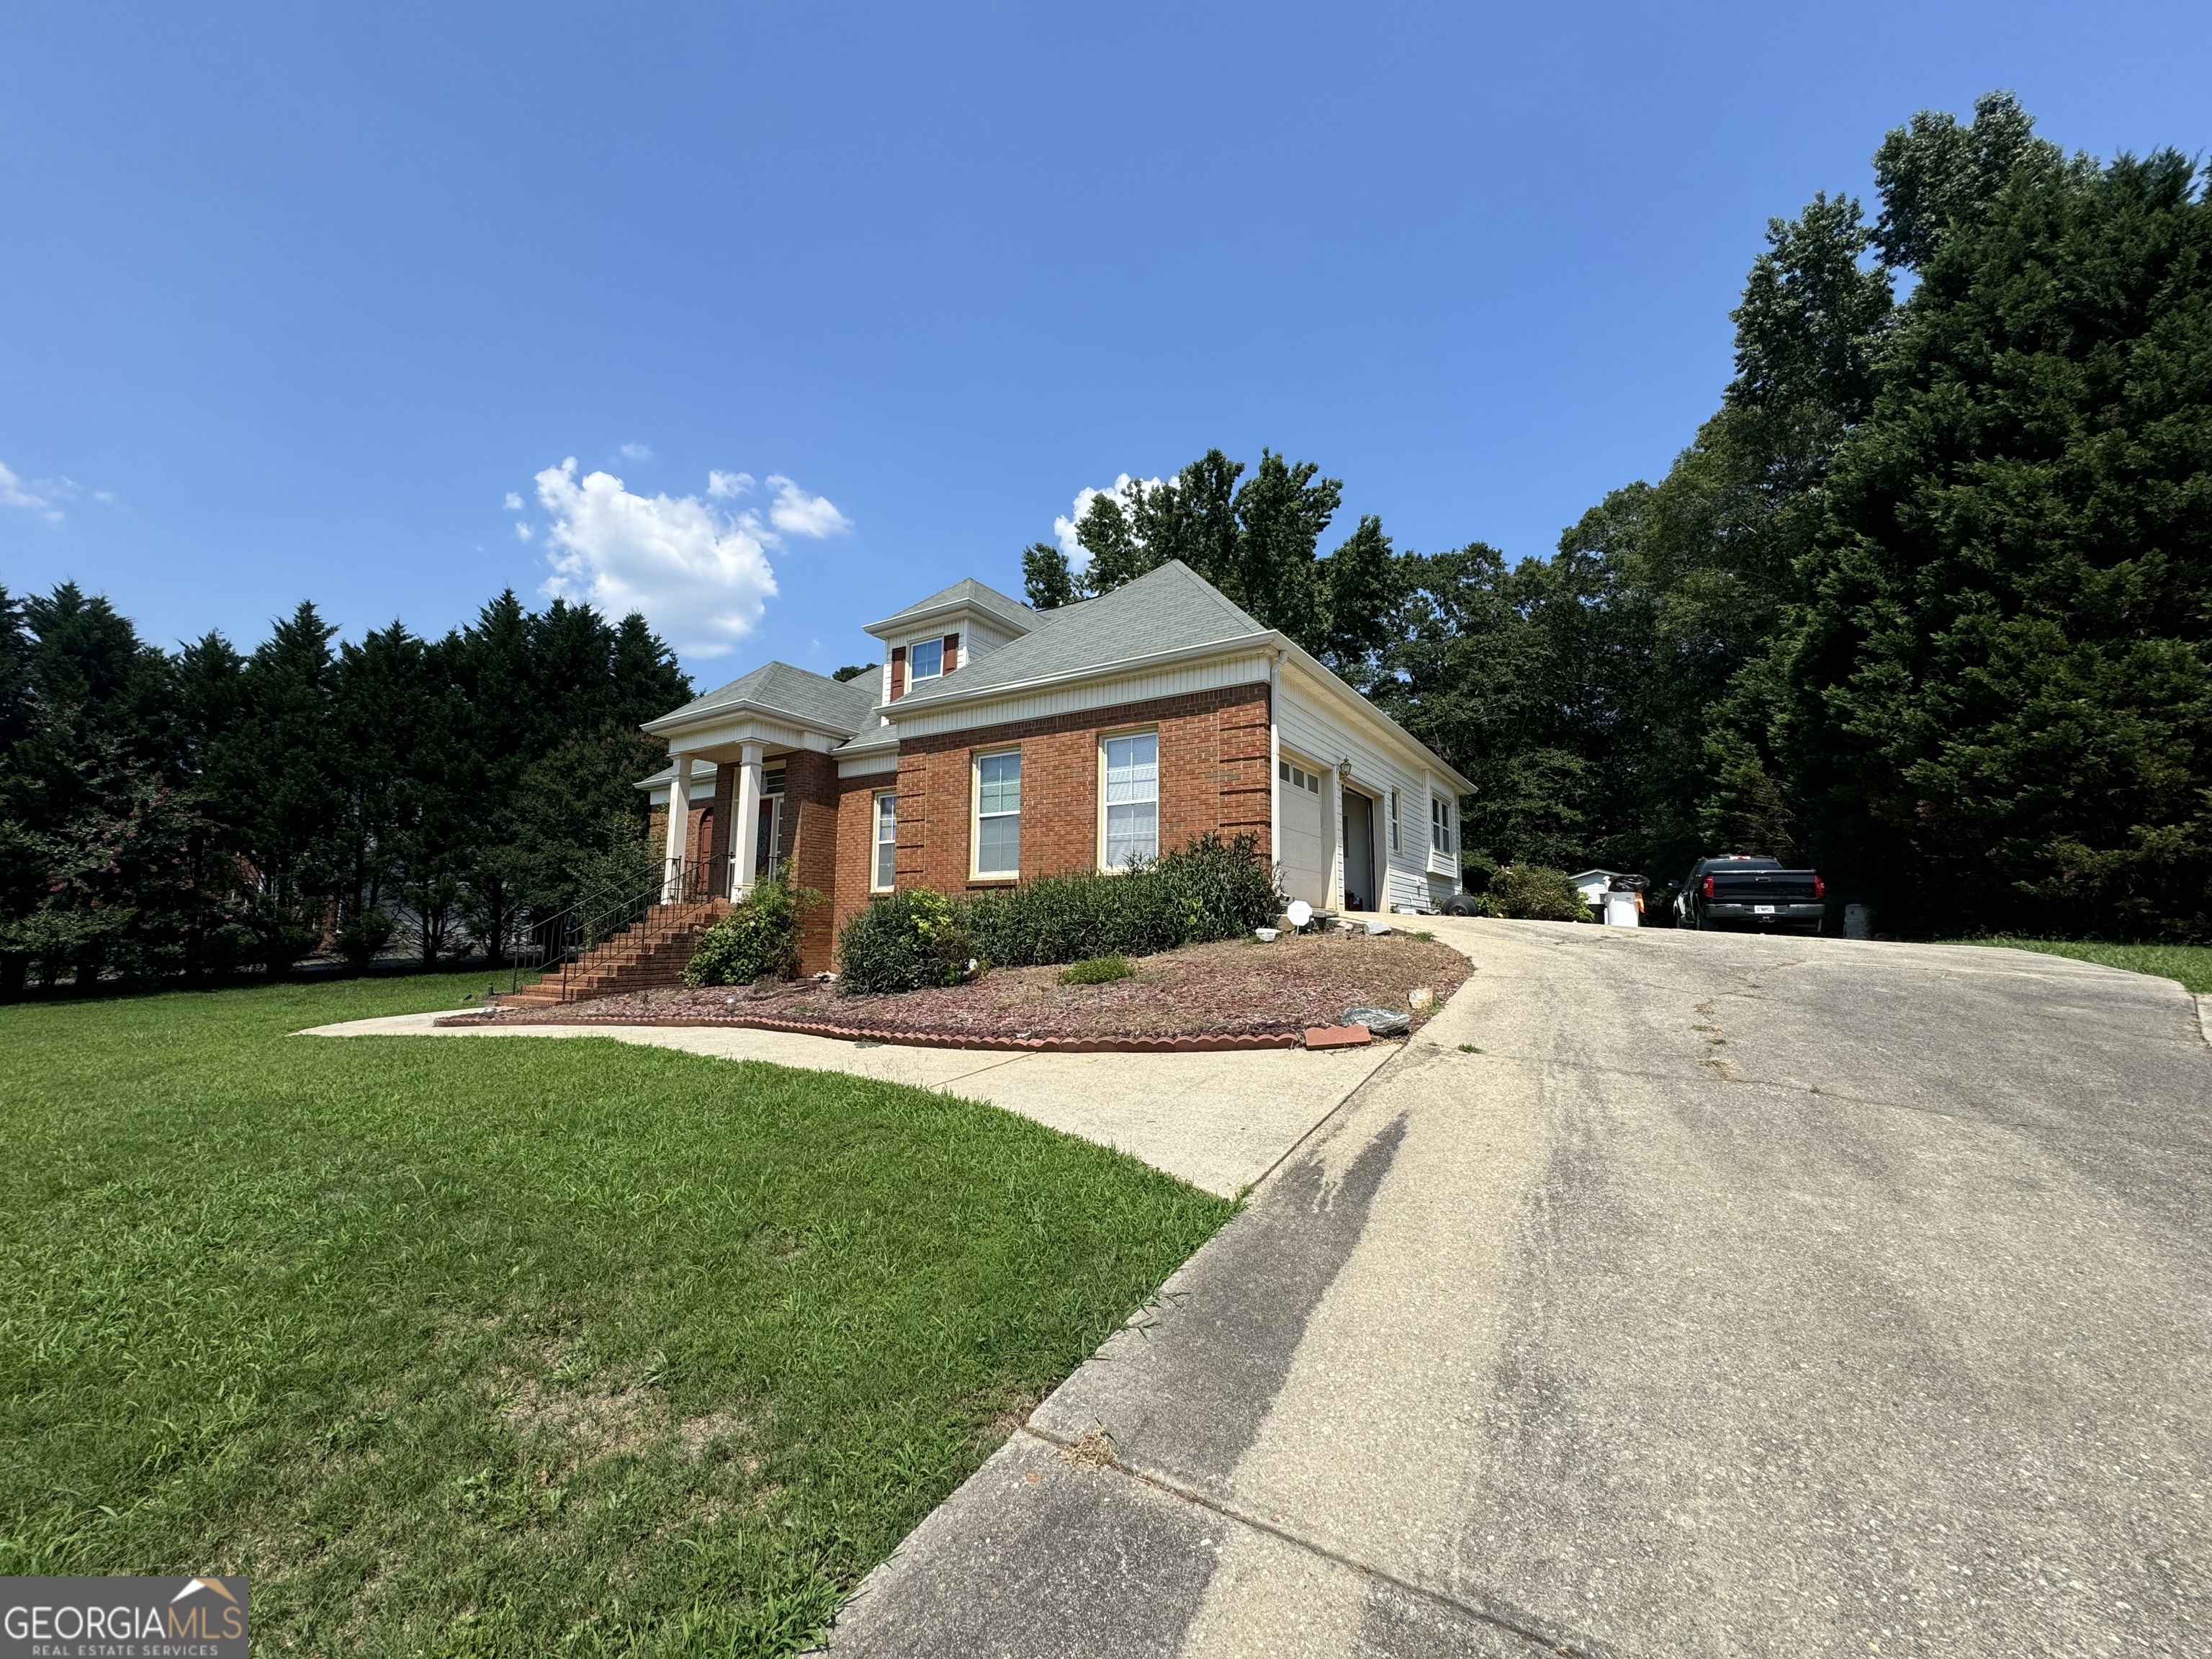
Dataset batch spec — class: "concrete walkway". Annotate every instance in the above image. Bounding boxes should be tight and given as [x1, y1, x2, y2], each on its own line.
[826, 920, 2212, 1658]
[300, 1010, 1394, 1199]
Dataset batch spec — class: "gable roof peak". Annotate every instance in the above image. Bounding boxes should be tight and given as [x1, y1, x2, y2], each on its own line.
[865, 577, 1035, 639]
[643, 657, 876, 736]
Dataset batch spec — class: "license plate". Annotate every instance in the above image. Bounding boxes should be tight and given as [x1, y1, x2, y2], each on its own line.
[1753, 904, 1776, 914]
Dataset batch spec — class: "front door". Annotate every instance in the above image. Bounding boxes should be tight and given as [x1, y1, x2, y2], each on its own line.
[1341, 788, 1376, 911]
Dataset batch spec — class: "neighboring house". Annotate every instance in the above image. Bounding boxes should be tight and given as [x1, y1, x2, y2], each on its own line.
[637, 561, 1475, 973]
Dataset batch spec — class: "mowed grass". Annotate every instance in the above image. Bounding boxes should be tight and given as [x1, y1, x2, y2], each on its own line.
[0, 973, 1234, 1656]
[1964, 938, 2212, 994]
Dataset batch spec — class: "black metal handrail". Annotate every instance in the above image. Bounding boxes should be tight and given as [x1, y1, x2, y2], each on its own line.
[506, 858, 721, 998]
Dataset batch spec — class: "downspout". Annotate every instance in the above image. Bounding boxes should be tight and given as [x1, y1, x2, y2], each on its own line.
[1268, 650, 1283, 886]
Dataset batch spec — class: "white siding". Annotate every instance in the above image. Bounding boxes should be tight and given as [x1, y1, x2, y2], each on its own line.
[1276, 670, 1462, 912]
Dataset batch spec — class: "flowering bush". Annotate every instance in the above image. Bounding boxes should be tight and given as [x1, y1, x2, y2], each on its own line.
[683, 881, 823, 985]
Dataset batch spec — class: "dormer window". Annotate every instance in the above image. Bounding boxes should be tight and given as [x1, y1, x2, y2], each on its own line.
[909, 637, 943, 680]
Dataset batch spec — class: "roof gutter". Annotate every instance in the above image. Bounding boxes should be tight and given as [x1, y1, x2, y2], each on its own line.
[1271, 637, 1477, 796]
[880, 626, 1475, 796]
[878, 631, 1281, 721]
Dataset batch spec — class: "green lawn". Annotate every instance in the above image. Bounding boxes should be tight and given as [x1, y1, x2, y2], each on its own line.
[1962, 937, 2212, 993]
[0, 973, 1233, 1656]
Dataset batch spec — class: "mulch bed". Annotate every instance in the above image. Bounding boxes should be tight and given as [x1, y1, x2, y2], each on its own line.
[449, 928, 1469, 1049]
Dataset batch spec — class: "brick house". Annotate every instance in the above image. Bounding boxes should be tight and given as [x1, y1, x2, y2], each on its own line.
[638, 561, 1474, 974]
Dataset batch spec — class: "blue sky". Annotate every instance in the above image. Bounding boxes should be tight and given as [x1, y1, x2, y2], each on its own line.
[4, 1, 2207, 690]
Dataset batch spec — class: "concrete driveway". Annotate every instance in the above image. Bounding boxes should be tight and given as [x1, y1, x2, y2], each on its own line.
[827, 920, 2212, 1658]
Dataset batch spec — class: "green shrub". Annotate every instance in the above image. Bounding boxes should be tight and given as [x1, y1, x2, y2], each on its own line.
[1058, 955, 1133, 985]
[967, 870, 1184, 966]
[683, 881, 823, 985]
[336, 907, 395, 971]
[836, 887, 976, 994]
[1156, 832, 1284, 941]
[963, 833, 1282, 968]
[839, 835, 1283, 992]
[1485, 864, 1591, 922]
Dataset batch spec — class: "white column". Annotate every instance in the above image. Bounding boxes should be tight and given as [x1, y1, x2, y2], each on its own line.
[731, 742, 765, 899]
[1328, 762, 1346, 912]
[661, 753, 693, 902]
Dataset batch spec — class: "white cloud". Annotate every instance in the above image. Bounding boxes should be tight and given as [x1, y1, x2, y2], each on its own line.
[534, 458, 837, 657]
[619, 441, 654, 460]
[1053, 473, 1164, 566]
[765, 474, 852, 538]
[0, 462, 64, 522]
[514, 521, 534, 541]
[503, 491, 523, 511]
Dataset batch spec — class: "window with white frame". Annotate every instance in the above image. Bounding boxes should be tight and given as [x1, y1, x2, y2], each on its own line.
[1431, 796, 1455, 855]
[872, 791, 897, 890]
[1102, 730, 1159, 868]
[1389, 788, 1401, 852]
[974, 750, 1021, 876]
[908, 637, 944, 680]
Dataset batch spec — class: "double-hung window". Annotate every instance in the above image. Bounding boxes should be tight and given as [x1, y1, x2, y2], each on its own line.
[1389, 788, 1401, 852]
[974, 750, 1021, 877]
[1102, 731, 1159, 868]
[1431, 796, 1455, 856]
[872, 792, 897, 891]
[908, 637, 943, 680]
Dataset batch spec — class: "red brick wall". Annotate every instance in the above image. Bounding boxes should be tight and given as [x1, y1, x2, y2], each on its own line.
[781, 750, 841, 974]
[832, 768, 898, 958]
[891, 685, 1271, 893]
[644, 793, 713, 874]
[707, 764, 734, 886]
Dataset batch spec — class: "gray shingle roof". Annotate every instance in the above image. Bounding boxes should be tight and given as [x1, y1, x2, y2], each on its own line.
[866, 577, 1035, 636]
[644, 660, 877, 736]
[887, 561, 1269, 712]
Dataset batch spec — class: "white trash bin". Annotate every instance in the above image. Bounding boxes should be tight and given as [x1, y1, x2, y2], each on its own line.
[1603, 890, 1641, 927]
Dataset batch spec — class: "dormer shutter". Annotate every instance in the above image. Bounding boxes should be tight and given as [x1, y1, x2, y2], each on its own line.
[889, 646, 907, 701]
[941, 632, 961, 675]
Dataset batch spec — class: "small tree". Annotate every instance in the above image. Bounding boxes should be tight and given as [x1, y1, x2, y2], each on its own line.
[1485, 865, 1592, 922]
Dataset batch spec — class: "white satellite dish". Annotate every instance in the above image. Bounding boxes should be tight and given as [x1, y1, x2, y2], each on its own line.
[1285, 899, 1313, 931]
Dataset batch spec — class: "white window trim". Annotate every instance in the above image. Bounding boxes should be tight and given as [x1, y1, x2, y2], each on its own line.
[871, 789, 897, 892]
[971, 745, 1022, 881]
[907, 632, 957, 682]
[1096, 724, 1161, 871]
[1389, 787, 1401, 853]
[1430, 795, 1456, 859]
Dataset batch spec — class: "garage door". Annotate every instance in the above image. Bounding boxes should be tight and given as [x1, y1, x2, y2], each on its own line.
[1278, 757, 1329, 907]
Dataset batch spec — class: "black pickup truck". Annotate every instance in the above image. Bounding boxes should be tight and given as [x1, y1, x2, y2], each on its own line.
[1675, 855, 1827, 934]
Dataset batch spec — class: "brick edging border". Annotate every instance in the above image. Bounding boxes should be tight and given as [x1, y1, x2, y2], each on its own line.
[432, 1008, 1318, 1054]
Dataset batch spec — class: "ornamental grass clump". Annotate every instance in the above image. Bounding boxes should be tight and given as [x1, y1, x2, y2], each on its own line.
[683, 880, 823, 985]
[1058, 955, 1133, 986]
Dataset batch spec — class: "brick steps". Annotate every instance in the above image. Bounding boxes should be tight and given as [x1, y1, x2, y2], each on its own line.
[502, 899, 732, 1005]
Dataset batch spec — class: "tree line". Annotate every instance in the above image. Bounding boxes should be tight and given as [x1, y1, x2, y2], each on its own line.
[1022, 94, 2212, 943]
[0, 587, 688, 993]
[6, 93, 2204, 989]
